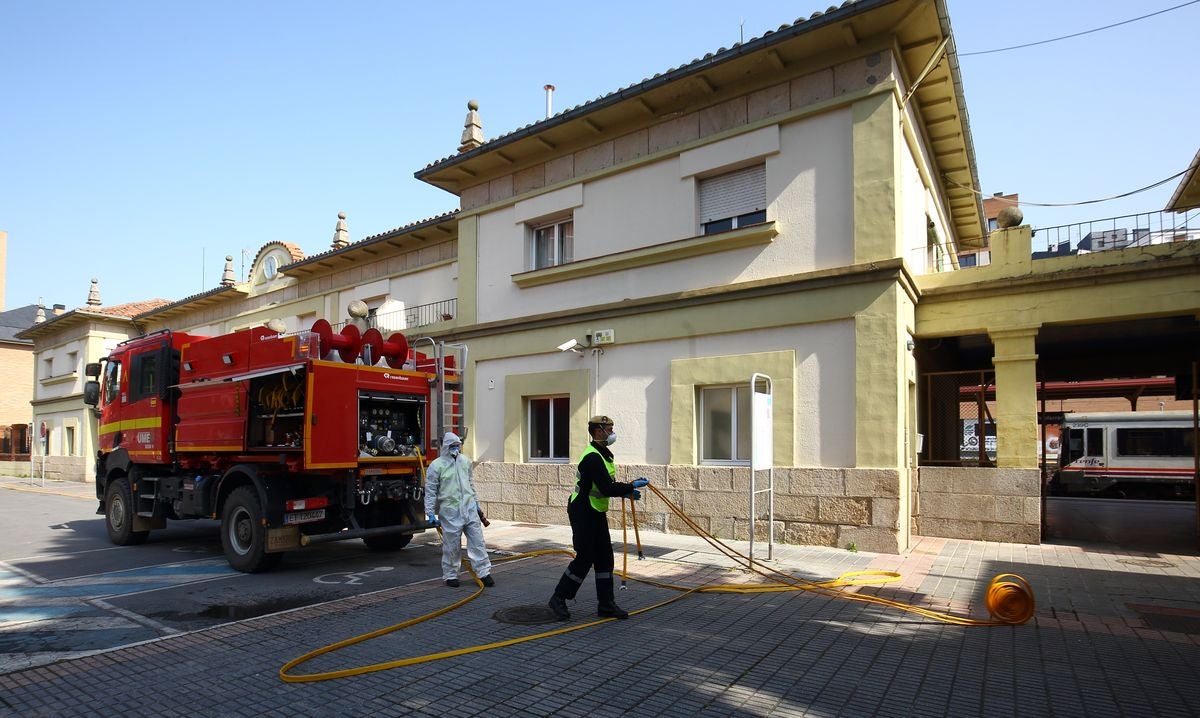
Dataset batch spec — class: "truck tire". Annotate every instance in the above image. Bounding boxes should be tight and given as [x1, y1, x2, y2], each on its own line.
[105, 477, 150, 546]
[363, 531, 414, 551]
[362, 504, 415, 551]
[221, 486, 283, 573]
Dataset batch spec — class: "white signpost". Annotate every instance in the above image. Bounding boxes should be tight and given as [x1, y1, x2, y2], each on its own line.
[749, 373, 774, 562]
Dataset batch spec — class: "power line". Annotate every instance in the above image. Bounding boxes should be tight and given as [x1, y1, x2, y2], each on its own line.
[960, 0, 1200, 57]
[944, 167, 1192, 208]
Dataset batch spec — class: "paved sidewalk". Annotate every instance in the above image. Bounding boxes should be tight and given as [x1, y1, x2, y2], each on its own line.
[2, 476, 1200, 717]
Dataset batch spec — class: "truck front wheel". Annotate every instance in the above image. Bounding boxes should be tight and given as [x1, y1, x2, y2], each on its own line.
[105, 477, 149, 546]
[221, 486, 282, 573]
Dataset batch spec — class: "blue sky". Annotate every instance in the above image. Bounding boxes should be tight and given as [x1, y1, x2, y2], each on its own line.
[2, 1, 1196, 309]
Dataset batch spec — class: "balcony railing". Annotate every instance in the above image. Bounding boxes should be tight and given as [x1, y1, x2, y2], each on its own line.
[330, 298, 456, 334]
[1030, 209, 1200, 258]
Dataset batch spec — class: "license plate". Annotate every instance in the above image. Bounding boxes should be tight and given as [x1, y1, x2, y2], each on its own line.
[283, 508, 326, 525]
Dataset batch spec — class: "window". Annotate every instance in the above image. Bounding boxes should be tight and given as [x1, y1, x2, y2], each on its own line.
[530, 217, 573, 269]
[988, 217, 999, 231]
[131, 352, 158, 401]
[1085, 428, 1104, 457]
[1116, 427, 1194, 457]
[103, 361, 121, 405]
[68, 351, 79, 374]
[698, 385, 751, 463]
[528, 396, 570, 461]
[699, 164, 766, 235]
[65, 426, 75, 457]
[42, 357, 53, 379]
[264, 255, 278, 279]
[959, 253, 978, 268]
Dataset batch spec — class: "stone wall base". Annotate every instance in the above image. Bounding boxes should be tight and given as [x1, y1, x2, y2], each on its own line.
[914, 466, 1040, 544]
[473, 463, 903, 553]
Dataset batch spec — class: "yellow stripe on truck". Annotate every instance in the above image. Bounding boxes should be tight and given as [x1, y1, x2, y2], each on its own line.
[97, 416, 163, 435]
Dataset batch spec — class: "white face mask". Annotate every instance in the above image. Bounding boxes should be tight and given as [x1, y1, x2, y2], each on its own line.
[605, 432, 617, 446]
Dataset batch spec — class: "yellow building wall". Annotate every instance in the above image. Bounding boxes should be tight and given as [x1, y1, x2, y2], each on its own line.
[0, 343, 34, 426]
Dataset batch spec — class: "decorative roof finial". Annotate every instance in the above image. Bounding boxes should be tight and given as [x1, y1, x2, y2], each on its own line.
[221, 255, 236, 286]
[331, 211, 350, 250]
[458, 99, 484, 153]
[86, 278, 101, 306]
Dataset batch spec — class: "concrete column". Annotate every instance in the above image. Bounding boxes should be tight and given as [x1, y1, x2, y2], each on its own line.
[989, 326, 1040, 468]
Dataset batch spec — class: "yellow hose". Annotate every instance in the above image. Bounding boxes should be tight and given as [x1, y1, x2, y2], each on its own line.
[279, 483, 1034, 683]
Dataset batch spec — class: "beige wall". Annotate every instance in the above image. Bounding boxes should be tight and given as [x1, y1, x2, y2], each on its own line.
[0, 343, 33, 426]
[472, 110, 856, 325]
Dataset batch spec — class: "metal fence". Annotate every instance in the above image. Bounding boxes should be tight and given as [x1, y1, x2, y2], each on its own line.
[329, 298, 457, 334]
[1030, 209, 1199, 258]
[921, 370, 996, 466]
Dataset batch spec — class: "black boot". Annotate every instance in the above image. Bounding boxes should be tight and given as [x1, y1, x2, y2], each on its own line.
[596, 575, 628, 619]
[548, 571, 581, 621]
[547, 593, 571, 620]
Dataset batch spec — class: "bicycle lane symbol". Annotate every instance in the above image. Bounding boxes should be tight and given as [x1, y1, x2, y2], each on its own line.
[314, 566, 395, 585]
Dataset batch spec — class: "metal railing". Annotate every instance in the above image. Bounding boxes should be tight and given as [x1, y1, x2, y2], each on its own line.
[329, 298, 457, 334]
[1029, 209, 1200, 258]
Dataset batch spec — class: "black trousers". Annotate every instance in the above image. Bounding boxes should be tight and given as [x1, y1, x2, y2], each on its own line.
[554, 499, 615, 602]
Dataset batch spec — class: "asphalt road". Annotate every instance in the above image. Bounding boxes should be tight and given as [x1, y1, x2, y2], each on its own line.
[0, 488, 454, 673]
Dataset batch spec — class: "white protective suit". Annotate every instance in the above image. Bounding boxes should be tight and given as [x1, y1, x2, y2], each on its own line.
[424, 433, 492, 582]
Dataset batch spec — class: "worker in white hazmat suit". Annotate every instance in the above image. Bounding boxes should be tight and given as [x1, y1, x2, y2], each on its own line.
[424, 432, 494, 588]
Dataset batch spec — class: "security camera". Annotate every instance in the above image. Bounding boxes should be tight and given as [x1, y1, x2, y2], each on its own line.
[557, 338, 580, 352]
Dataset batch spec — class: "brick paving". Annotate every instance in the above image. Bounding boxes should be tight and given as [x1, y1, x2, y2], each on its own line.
[2, 478, 1199, 716]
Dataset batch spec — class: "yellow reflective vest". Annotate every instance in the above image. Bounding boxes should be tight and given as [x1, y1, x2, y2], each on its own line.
[569, 443, 616, 512]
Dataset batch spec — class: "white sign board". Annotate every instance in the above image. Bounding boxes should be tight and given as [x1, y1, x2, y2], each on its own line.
[751, 390, 773, 471]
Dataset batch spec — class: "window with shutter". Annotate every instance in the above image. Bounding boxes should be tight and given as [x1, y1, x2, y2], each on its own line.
[699, 164, 767, 235]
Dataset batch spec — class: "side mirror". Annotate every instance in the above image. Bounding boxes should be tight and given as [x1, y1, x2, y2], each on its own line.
[85, 362, 102, 378]
[83, 380, 100, 407]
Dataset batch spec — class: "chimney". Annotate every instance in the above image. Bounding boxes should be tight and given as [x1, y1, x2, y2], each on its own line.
[221, 255, 236, 286]
[86, 278, 101, 306]
[458, 100, 484, 153]
[544, 84, 555, 119]
[331, 212, 349, 250]
[53, 303, 66, 315]
[35, 304, 45, 324]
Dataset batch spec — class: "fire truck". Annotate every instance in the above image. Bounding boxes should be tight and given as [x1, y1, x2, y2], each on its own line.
[83, 317, 465, 572]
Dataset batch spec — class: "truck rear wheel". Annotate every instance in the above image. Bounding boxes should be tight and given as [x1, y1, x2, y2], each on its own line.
[105, 477, 149, 546]
[221, 486, 283, 573]
[362, 503, 415, 551]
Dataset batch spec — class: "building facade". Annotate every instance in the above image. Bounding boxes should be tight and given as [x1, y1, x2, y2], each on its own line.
[18, 0, 1199, 553]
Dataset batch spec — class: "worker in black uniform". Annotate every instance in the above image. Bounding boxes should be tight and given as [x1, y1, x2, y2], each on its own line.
[547, 415, 649, 620]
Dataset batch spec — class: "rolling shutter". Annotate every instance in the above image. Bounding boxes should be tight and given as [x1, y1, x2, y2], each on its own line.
[699, 164, 766, 224]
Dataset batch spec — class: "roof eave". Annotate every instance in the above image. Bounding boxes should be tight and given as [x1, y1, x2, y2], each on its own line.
[1165, 147, 1200, 212]
[281, 211, 459, 280]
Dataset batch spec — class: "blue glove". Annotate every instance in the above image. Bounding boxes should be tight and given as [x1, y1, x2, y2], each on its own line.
[426, 513, 439, 527]
[631, 490, 642, 500]
[631, 477, 649, 488]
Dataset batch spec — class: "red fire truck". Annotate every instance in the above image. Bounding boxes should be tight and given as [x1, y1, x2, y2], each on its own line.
[83, 318, 465, 572]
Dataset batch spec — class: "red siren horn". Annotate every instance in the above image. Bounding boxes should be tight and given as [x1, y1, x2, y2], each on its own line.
[380, 332, 410, 369]
[310, 318, 362, 364]
[360, 328, 384, 366]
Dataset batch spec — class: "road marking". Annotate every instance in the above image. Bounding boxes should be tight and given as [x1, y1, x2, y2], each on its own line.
[314, 566, 395, 585]
[0, 560, 238, 626]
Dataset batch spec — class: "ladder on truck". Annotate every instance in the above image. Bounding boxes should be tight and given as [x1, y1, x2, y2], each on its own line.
[434, 342, 467, 444]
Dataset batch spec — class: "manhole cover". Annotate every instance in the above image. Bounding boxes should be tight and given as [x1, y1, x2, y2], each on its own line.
[493, 604, 562, 625]
[1116, 558, 1175, 568]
